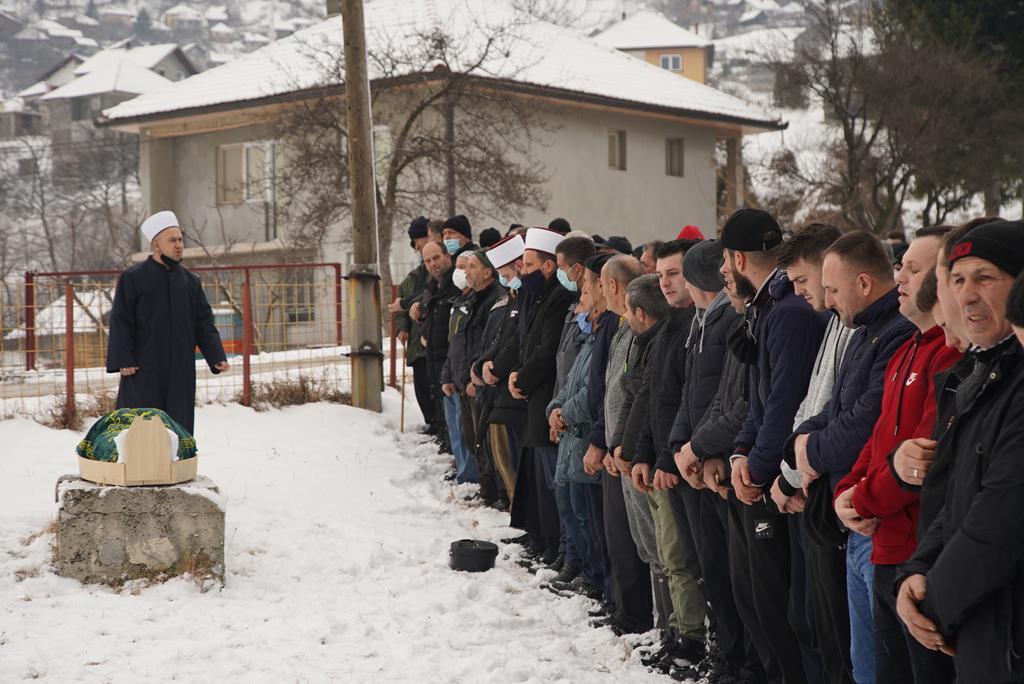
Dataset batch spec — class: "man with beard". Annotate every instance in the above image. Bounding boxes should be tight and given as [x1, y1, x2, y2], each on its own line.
[897, 220, 1024, 684]
[107, 211, 228, 435]
[721, 208, 825, 684]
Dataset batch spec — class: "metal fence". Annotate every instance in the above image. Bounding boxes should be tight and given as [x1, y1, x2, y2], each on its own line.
[0, 263, 358, 425]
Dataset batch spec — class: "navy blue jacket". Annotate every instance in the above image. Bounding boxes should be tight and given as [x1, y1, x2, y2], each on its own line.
[790, 287, 915, 490]
[734, 271, 827, 486]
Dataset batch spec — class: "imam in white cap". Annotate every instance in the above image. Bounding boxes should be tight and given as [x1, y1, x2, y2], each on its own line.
[486, 234, 526, 269]
[524, 227, 563, 256]
[140, 211, 180, 243]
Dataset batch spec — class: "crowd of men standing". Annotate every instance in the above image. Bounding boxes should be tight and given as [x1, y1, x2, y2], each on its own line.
[389, 209, 1024, 684]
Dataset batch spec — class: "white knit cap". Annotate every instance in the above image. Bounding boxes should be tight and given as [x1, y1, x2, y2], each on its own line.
[524, 227, 563, 256]
[486, 234, 525, 268]
[140, 211, 179, 242]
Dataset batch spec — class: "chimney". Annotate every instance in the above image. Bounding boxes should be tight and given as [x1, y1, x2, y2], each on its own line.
[326, 0, 341, 17]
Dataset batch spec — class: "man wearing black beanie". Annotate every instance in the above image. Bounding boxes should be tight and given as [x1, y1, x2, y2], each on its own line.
[720, 208, 825, 684]
[897, 219, 1024, 684]
[442, 214, 477, 257]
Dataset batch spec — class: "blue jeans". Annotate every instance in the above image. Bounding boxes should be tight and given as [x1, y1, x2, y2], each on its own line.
[442, 394, 478, 483]
[846, 532, 876, 684]
[570, 481, 604, 585]
[555, 483, 581, 569]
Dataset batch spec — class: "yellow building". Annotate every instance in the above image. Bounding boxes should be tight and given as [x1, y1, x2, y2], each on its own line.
[593, 10, 712, 85]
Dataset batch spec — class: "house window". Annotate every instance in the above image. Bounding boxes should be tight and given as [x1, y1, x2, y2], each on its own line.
[217, 141, 274, 205]
[660, 54, 682, 72]
[18, 157, 38, 177]
[607, 129, 627, 171]
[284, 261, 316, 323]
[666, 138, 685, 177]
[70, 98, 90, 121]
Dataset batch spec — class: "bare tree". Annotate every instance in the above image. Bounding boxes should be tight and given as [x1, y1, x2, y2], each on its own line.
[758, 0, 1018, 232]
[268, 18, 552, 289]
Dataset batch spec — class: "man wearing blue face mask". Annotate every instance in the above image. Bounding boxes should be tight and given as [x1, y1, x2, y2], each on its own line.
[442, 214, 477, 257]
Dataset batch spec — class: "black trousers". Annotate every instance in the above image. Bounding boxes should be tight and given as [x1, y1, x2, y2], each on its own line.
[676, 485, 746, 667]
[602, 469, 653, 633]
[464, 396, 498, 503]
[727, 494, 807, 684]
[873, 564, 955, 684]
[787, 516, 825, 684]
[802, 521, 854, 684]
[510, 446, 559, 556]
[410, 357, 436, 427]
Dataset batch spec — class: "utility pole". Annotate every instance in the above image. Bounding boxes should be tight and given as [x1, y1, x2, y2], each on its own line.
[340, 0, 383, 412]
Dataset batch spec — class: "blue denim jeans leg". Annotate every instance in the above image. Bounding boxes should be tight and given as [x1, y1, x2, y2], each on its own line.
[443, 394, 478, 483]
[846, 532, 876, 684]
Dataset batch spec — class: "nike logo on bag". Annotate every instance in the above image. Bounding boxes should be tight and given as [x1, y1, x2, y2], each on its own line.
[755, 522, 770, 534]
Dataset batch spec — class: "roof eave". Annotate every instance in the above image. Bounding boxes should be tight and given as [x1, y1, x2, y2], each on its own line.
[99, 72, 786, 135]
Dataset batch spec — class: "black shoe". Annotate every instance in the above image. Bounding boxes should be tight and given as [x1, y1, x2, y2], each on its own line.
[639, 630, 676, 667]
[551, 563, 579, 584]
[588, 614, 633, 636]
[546, 554, 565, 573]
[552, 574, 602, 601]
[707, 663, 765, 684]
[653, 635, 705, 674]
[501, 533, 530, 545]
[588, 600, 614, 618]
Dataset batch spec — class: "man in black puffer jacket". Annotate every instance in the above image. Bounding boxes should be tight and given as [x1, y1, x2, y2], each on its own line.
[668, 239, 748, 680]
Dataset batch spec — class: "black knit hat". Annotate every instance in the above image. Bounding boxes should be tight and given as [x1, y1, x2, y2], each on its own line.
[479, 227, 501, 249]
[683, 239, 726, 293]
[720, 208, 783, 252]
[408, 216, 429, 239]
[443, 214, 472, 239]
[604, 235, 633, 254]
[548, 217, 571, 235]
[948, 219, 1024, 278]
[584, 252, 612, 275]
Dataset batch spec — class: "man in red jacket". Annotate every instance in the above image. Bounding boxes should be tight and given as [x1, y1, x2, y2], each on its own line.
[833, 227, 962, 682]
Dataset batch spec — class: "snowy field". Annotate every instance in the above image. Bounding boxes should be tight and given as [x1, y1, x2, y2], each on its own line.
[0, 390, 667, 682]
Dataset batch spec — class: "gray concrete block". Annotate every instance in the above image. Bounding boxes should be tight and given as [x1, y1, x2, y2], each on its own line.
[55, 475, 226, 585]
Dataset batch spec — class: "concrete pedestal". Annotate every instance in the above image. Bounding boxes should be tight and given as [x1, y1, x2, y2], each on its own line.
[55, 475, 226, 585]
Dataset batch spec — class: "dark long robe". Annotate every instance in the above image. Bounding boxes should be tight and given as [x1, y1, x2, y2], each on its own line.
[106, 256, 227, 434]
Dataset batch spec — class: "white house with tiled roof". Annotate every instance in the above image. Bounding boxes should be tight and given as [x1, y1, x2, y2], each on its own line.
[100, 0, 783, 265]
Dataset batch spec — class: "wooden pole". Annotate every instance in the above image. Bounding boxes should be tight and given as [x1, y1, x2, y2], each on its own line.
[399, 343, 407, 433]
[340, 0, 383, 412]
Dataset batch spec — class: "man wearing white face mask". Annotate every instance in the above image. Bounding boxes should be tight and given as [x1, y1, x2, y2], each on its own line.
[440, 252, 477, 483]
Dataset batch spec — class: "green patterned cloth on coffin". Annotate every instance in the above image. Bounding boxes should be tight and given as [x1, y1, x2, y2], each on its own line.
[76, 408, 197, 463]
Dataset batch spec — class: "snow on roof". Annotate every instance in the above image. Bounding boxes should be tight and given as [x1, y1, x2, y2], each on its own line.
[75, 44, 180, 76]
[1, 97, 25, 112]
[100, 7, 136, 17]
[74, 14, 100, 26]
[36, 19, 84, 39]
[210, 22, 234, 35]
[17, 80, 50, 99]
[242, 31, 269, 43]
[74, 36, 99, 48]
[104, 0, 780, 130]
[163, 3, 203, 20]
[42, 59, 172, 100]
[4, 289, 114, 340]
[713, 26, 804, 63]
[592, 10, 710, 50]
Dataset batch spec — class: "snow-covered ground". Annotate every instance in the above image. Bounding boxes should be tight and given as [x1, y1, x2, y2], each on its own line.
[0, 391, 666, 682]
